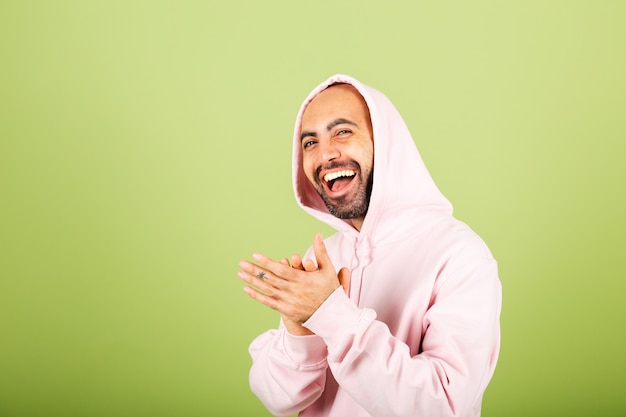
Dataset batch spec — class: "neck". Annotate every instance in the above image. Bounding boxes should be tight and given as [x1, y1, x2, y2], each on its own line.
[351, 216, 365, 231]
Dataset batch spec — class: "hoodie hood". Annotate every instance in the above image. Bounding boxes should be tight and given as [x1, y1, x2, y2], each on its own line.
[293, 74, 452, 243]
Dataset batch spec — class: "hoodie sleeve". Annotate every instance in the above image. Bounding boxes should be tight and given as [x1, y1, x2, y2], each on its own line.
[248, 323, 330, 416]
[302, 258, 501, 417]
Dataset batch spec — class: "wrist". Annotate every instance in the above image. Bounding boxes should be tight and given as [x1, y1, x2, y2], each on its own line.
[283, 316, 314, 335]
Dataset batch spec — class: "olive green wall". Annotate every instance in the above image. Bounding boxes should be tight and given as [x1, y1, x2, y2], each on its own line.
[1, 1, 624, 416]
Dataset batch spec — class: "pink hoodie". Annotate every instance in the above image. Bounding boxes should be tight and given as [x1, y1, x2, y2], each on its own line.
[249, 74, 502, 417]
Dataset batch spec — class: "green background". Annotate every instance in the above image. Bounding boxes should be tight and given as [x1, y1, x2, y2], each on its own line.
[1, 1, 624, 416]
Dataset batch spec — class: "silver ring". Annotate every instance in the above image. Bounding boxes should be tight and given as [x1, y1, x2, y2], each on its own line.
[256, 271, 267, 279]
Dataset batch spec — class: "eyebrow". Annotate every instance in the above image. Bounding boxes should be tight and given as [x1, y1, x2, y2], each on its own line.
[300, 118, 358, 142]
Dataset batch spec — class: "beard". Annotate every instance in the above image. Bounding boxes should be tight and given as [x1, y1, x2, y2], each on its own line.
[313, 161, 374, 220]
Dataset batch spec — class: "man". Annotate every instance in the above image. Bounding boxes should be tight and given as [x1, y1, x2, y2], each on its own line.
[238, 74, 501, 417]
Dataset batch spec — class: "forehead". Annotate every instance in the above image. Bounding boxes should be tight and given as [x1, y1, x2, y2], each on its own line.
[301, 84, 370, 128]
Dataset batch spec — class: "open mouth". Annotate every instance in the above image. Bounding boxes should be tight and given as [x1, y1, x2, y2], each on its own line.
[323, 169, 356, 193]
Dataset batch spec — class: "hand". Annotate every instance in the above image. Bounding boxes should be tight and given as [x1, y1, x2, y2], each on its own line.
[238, 233, 350, 325]
[278, 255, 317, 335]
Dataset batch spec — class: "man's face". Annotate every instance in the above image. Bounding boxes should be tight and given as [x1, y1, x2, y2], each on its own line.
[300, 84, 374, 224]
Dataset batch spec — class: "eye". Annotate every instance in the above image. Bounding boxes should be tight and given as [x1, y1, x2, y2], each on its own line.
[336, 129, 352, 136]
[302, 139, 317, 150]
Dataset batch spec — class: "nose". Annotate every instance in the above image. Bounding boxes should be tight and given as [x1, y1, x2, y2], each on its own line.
[320, 139, 340, 162]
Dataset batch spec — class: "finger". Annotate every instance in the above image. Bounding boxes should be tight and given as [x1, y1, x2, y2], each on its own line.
[253, 253, 293, 280]
[338, 267, 351, 293]
[291, 254, 304, 270]
[312, 232, 332, 271]
[302, 258, 317, 272]
[280, 258, 290, 266]
[244, 287, 303, 324]
[238, 261, 284, 291]
[238, 260, 266, 279]
[243, 286, 282, 312]
[237, 264, 267, 284]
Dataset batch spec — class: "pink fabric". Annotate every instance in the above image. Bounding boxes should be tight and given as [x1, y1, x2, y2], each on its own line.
[249, 74, 501, 417]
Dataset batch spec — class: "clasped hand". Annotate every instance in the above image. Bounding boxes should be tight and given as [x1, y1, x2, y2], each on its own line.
[238, 233, 350, 325]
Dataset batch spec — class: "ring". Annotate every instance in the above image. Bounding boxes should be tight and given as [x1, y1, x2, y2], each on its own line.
[256, 271, 267, 279]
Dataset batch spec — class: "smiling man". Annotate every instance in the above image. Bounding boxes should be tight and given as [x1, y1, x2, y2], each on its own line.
[238, 74, 502, 417]
[300, 84, 374, 229]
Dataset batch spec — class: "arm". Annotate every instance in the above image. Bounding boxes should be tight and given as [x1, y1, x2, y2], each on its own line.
[303, 259, 501, 417]
[248, 324, 328, 416]
[242, 238, 350, 415]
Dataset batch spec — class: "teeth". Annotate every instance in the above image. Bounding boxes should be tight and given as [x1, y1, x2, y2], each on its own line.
[324, 170, 356, 182]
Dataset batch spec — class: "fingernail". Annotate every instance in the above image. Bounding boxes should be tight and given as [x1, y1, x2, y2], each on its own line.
[252, 253, 262, 261]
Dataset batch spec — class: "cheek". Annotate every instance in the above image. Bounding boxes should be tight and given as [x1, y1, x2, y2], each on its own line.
[365, 144, 374, 171]
[352, 144, 374, 172]
[302, 156, 316, 183]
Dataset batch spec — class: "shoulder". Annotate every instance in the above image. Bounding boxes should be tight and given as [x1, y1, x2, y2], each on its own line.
[425, 216, 495, 262]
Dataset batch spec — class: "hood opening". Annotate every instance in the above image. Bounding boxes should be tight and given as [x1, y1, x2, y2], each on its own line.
[292, 74, 453, 238]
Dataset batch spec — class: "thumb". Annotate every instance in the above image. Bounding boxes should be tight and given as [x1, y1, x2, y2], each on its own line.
[338, 267, 351, 294]
[312, 232, 332, 271]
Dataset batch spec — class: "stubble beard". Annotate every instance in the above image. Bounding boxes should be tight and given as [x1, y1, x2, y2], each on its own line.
[314, 162, 374, 220]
